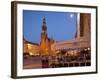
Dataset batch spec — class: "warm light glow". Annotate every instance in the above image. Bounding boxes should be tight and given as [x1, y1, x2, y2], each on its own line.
[29, 52, 33, 56]
[46, 48, 48, 51]
[27, 44, 32, 49]
[84, 49, 87, 51]
[88, 48, 90, 50]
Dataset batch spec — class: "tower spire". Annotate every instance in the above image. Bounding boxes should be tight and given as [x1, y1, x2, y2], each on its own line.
[40, 17, 50, 55]
[43, 17, 46, 24]
[42, 17, 47, 32]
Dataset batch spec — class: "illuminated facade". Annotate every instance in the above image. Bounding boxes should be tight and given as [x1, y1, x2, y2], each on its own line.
[40, 17, 54, 55]
[23, 39, 39, 56]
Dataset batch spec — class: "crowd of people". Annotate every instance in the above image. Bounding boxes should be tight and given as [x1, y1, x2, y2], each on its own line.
[41, 48, 91, 68]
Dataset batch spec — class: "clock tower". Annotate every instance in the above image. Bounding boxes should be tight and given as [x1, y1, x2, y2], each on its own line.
[40, 17, 50, 55]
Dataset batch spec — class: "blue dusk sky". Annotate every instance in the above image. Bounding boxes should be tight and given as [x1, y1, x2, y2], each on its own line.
[23, 10, 77, 43]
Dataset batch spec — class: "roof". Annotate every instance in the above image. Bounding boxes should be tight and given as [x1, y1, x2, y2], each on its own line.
[23, 38, 39, 46]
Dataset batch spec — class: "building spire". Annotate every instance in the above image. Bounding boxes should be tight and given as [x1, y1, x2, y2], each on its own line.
[43, 17, 46, 24]
[42, 17, 47, 31]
